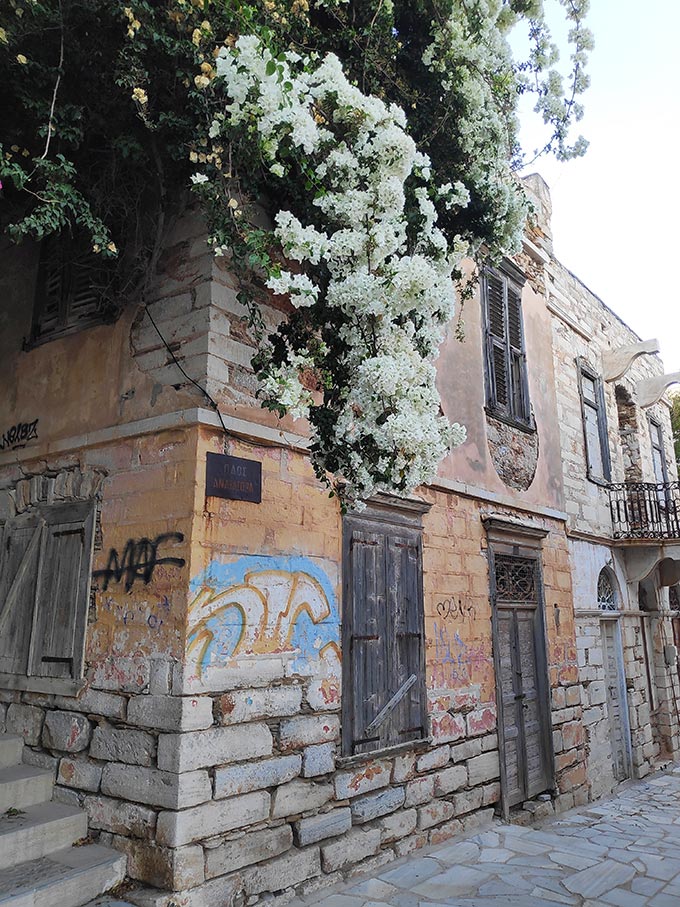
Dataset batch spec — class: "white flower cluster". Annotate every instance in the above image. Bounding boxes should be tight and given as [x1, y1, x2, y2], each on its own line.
[211, 36, 467, 504]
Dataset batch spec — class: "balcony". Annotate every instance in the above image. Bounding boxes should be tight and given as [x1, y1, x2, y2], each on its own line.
[609, 481, 680, 540]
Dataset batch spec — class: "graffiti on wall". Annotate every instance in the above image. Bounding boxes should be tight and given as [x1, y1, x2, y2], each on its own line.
[0, 419, 39, 451]
[93, 532, 186, 592]
[436, 596, 477, 622]
[431, 621, 490, 689]
[187, 555, 340, 694]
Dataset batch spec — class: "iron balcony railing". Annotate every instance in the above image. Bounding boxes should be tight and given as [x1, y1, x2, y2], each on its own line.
[609, 481, 680, 540]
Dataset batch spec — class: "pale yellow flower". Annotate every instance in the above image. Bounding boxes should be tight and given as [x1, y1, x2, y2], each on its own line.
[132, 87, 148, 105]
[16, 53, 27, 65]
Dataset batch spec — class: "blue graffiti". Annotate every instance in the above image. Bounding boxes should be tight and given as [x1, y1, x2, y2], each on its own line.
[188, 555, 340, 674]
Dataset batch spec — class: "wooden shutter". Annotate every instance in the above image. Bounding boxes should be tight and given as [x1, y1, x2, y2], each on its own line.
[66, 250, 105, 325]
[33, 234, 109, 341]
[29, 502, 95, 679]
[344, 527, 388, 755]
[34, 237, 65, 339]
[485, 271, 509, 410]
[342, 515, 427, 756]
[0, 514, 44, 675]
[386, 533, 427, 748]
[507, 285, 528, 421]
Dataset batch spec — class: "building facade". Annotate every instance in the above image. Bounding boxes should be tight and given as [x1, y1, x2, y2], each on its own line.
[0, 177, 678, 905]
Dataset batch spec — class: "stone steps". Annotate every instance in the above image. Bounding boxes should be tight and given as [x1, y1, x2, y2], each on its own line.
[0, 733, 128, 906]
[0, 801, 88, 871]
[0, 764, 55, 813]
[0, 844, 126, 907]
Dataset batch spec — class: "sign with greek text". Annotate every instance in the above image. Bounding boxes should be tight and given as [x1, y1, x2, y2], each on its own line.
[205, 452, 262, 503]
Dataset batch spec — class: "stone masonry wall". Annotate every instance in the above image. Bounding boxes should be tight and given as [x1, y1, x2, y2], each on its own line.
[65, 429, 585, 905]
[548, 259, 677, 539]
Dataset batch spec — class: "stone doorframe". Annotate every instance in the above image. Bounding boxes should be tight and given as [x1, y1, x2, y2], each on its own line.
[483, 517, 555, 820]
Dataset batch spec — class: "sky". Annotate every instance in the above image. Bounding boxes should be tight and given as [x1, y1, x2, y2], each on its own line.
[513, 0, 680, 374]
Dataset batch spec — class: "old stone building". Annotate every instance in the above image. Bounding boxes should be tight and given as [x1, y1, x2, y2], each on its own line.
[0, 176, 678, 906]
[525, 175, 680, 801]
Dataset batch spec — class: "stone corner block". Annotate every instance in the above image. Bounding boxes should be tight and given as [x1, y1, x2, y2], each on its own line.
[126, 695, 213, 732]
[157, 723, 273, 772]
[101, 763, 211, 810]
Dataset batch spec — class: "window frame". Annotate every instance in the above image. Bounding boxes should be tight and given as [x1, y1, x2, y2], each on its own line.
[341, 496, 430, 760]
[577, 359, 612, 484]
[481, 261, 534, 432]
[28, 233, 117, 348]
[648, 416, 669, 485]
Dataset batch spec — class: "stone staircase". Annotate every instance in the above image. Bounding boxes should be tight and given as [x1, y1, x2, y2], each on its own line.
[0, 733, 129, 907]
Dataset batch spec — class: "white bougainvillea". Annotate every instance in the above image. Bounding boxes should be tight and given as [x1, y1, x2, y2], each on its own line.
[205, 36, 467, 506]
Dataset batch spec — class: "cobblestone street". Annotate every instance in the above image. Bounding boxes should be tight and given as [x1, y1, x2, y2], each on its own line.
[290, 767, 680, 907]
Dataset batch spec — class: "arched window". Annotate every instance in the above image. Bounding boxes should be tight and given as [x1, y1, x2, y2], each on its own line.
[597, 568, 618, 611]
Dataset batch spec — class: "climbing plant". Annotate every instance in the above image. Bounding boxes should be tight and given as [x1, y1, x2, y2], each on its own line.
[0, 0, 592, 505]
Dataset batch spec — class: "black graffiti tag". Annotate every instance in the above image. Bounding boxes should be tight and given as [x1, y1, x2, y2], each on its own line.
[436, 596, 477, 622]
[0, 419, 39, 451]
[93, 532, 186, 592]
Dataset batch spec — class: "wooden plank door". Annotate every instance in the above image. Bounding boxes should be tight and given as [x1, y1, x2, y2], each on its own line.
[601, 620, 630, 782]
[493, 554, 552, 813]
[517, 608, 551, 798]
[497, 607, 525, 806]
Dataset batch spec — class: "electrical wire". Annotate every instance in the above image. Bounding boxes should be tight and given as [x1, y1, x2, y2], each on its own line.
[143, 304, 230, 438]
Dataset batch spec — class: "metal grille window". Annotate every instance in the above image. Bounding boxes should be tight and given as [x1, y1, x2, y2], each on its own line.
[342, 505, 428, 757]
[597, 568, 618, 611]
[494, 556, 538, 603]
[578, 361, 611, 482]
[482, 265, 532, 428]
[31, 233, 115, 345]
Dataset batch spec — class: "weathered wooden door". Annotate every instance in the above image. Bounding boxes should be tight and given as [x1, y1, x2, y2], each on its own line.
[492, 555, 552, 813]
[601, 619, 630, 782]
[342, 513, 428, 757]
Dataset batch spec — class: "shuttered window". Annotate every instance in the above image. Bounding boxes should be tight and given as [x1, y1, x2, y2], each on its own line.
[342, 511, 427, 756]
[578, 362, 611, 482]
[482, 266, 532, 427]
[31, 233, 115, 344]
[0, 502, 95, 680]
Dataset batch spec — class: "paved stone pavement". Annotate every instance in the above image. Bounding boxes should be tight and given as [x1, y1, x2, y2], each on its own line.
[290, 766, 680, 907]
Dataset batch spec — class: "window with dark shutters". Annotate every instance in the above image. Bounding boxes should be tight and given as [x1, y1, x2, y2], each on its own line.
[0, 502, 95, 681]
[482, 265, 531, 427]
[31, 233, 116, 345]
[342, 507, 428, 757]
[577, 361, 611, 483]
